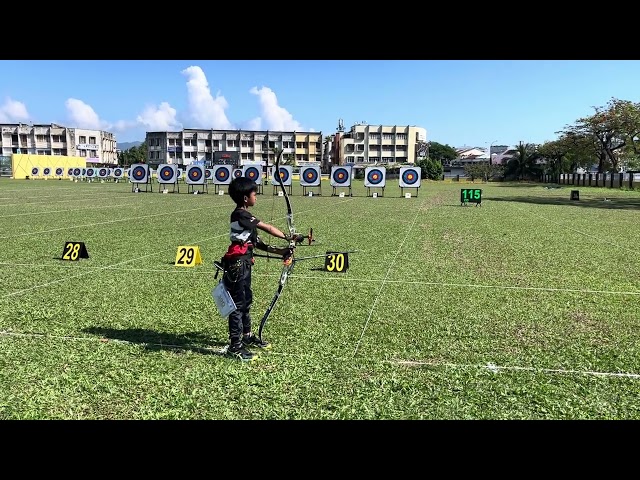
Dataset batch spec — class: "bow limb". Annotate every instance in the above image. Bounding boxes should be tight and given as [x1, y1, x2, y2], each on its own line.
[258, 149, 297, 342]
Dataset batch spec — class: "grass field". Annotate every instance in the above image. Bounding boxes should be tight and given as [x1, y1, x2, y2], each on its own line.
[1, 176, 640, 419]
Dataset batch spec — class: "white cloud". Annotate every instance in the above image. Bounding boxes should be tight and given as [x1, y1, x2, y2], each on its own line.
[243, 117, 262, 130]
[249, 86, 303, 131]
[181, 66, 233, 129]
[0, 97, 30, 123]
[65, 98, 111, 130]
[136, 102, 182, 131]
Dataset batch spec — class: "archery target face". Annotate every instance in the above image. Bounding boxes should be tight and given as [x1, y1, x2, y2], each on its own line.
[214, 165, 233, 184]
[271, 165, 293, 186]
[31, 167, 39, 176]
[300, 166, 321, 186]
[233, 168, 243, 179]
[399, 167, 421, 188]
[186, 165, 205, 184]
[72, 168, 81, 176]
[42, 167, 51, 176]
[244, 165, 262, 184]
[330, 166, 352, 187]
[158, 164, 178, 183]
[131, 164, 149, 183]
[55, 167, 64, 176]
[86, 168, 96, 177]
[364, 167, 386, 187]
[205, 168, 213, 181]
[113, 168, 124, 178]
[98, 168, 108, 178]
[68, 168, 75, 176]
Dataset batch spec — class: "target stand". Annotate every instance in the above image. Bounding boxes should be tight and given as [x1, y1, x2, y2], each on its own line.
[272, 184, 292, 196]
[331, 186, 352, 197]
[302, 185, 322, 196]
[188, 183, 208, 194]
[159, 181, 179, 194]
[400, 186, 419, 197]
[366, 186, 384, 197]
[132, 181, 152, 193]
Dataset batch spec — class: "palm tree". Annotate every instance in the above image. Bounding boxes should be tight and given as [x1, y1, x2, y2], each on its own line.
[507, 141, 538, 180]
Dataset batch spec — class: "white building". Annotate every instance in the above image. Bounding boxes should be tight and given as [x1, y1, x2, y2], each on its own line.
[0, 123, 118, 164]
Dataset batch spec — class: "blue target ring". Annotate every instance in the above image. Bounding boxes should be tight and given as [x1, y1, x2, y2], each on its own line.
[276, 167, 290, 183]
[159, 165, 175, 180]
[43, 167, 51, 175]
[86, 168, 95, 177]
[332, 167, 349, 184]
[189, 166, 203, 181]
[99, 168, 108, 177]
[114, 168, 123, 177]
[303, 168, 319, 183]
[216, 167, 231, 182]
[233, 169, 243, 178]
[73, 168, 81, 176]
[205, 169, 212, 179]
[402, 169, 419, 185]
[131, 165, 147, 181]
[245, 166, 260, 182]
[31, 167, 38, 175]
[82, 169, 86, 175]
[55, 167, 64, 176]
[367, 169, 383, 185]
[68, 168, 74, 175]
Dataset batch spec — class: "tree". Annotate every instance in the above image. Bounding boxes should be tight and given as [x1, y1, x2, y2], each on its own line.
[417, 158, 443, 180]
[426, 141, 457, 164]
[559, 98, 640, 173]
[463, 163, 504, 182]
[504, 141, 539, 180]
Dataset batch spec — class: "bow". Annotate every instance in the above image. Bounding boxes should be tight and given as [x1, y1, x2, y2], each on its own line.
[258, 149, 297, 341]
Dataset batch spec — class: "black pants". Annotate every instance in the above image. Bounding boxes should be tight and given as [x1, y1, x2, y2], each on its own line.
[222, 257, 253, 345]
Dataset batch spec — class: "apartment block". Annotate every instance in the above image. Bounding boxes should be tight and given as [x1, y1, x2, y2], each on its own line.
[145, 129, 323, 168]
[0, 123, 118, 164]
[327, 124, 427, 168]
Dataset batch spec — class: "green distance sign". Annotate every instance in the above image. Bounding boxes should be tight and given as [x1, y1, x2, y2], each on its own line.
[461, 188, 482, 205]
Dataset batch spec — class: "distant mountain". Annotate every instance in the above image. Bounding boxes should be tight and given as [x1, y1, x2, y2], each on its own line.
[117, 141, 143, 151]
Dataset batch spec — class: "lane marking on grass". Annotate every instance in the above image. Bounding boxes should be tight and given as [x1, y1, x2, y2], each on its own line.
[3, 262, 639, 297]
[391, 359, 640, 379]
[0, 198, 356, 298]
[512, 203, 639, 255]
[0, 202, 141, 218]
[353, 196, 433, 357]
[2, 329, 639, 380]
[0, 204, 229, 239]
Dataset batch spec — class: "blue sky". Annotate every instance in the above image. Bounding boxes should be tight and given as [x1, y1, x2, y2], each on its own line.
[0, 60, 638, 147]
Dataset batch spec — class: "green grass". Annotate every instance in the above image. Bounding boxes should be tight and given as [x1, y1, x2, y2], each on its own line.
[1, 176, 640, 419]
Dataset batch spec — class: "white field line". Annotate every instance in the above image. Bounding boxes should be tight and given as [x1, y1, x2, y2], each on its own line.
[0, 197, 356, 298]
[0, 202, 140, 218]
[0, 192, 127, 206]
[513, 203, 639, 256]
[353, 197, 431, 357]
[1, 262, 639, 297]
[0, 204, 227, 239]
[2, 329, 639, 380]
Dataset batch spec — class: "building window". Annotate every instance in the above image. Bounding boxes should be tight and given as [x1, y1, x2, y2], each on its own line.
[213, 140, 220, 148]
[205, 140, 211, 147]
[382, 145, 393, 151]
[369, 156, 380, 163]
[79, 136, 86, 143]
[296, 142, 305, 149]
[241, 153, 252, 160]
[369, 133, 380, 140]
[356, 145, 364, 152]
[36, 135, 47, 143]
[396, 134, 406, 140]
[89, 136, 96, 144]
[169, 139, 175, 145]
[382, 134, 394, 140]
[241, 140, 252, 148]
[395, 145, 407, 151]
[227, 140, 237, 148]
[79, 149, 87, 157]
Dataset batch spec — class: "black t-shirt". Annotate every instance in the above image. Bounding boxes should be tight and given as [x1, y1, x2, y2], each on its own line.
[224, 207, 260, 257]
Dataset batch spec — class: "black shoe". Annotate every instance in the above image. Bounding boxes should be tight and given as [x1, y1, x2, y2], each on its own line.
[226, 343, 255, 361]
[242, 334, 272, 350]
